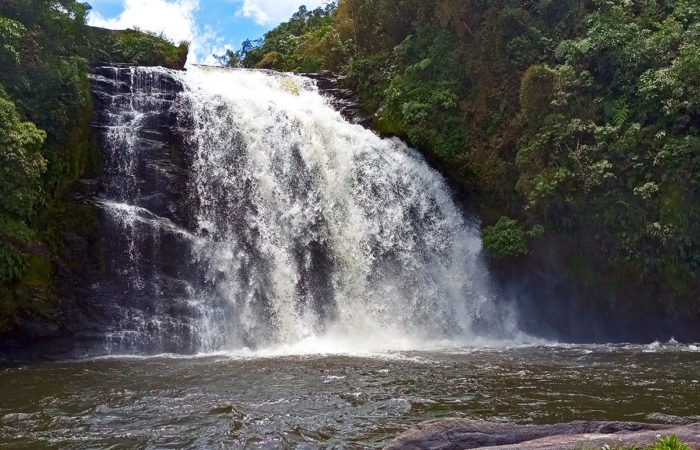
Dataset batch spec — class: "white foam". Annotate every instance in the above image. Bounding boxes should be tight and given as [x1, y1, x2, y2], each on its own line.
[98, 65, 530, 355]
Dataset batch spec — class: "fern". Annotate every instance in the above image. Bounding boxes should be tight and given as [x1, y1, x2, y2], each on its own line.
[612, 102, 629, 126]
[0, 243, 28, 283]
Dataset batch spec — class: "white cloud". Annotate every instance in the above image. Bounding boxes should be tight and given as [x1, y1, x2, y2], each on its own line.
[89, 0, 197, 44]
[87, 0, 331, 65]
[88, 0, 218, 64]
[235, 0, 327, 26]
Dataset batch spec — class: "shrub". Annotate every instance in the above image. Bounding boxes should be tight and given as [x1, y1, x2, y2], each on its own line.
[482, 217, 528, 259]
[94, 28, 188, 69]
[651, 435, 690, 450]
[0, 88, 46, 284]
[0, 16, 25, 63]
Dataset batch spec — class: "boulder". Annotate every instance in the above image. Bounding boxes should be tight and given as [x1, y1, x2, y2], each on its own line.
[384, 419, 700, 449]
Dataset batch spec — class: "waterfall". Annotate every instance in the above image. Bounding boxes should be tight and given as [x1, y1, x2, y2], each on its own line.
[89, 65, 520, 356]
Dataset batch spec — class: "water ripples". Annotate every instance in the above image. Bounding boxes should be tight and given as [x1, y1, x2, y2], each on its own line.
[1, 345, 698, 448]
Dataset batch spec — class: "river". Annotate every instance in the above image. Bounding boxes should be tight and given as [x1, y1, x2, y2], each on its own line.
[1, 343, 698, 448]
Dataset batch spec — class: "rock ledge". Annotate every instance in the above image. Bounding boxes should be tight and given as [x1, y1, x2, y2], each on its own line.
[384, 419, 700, 449]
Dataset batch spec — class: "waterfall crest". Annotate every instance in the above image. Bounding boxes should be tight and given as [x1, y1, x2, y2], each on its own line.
[90, 65, 521, 355]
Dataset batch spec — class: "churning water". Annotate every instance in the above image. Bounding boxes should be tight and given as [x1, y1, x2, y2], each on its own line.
[1, 344, 698, 448]
[93, 66, 525, 356]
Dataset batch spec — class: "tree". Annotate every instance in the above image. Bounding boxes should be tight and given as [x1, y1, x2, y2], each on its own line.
[0, 16, 25, 64]
[0, 88, 46, 282]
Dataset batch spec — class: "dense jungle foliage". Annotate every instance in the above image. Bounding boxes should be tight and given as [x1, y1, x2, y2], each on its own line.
[0, 0, 187, 332]
[229, 0, 699, 313]
[0, 0, 697, 334]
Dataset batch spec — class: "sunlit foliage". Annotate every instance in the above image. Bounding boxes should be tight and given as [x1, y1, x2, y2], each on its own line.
[245, 0, 699, 307]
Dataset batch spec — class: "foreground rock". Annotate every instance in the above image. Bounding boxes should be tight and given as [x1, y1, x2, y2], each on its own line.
[384, 419, 700, 449]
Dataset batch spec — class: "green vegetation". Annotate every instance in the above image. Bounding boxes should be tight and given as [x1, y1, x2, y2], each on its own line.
[1, 0, 696, 332]
[218, 4, 345, 72]
[483, 218, 543, 259]
[0, 89, 47, 283]
[483, 217, 528, 259]
[651, 435, 691, 450]
[90, 27, 188, 69]
[599, 435, 691, 450]
[0, 0, 187, 332]
[239, 0, 700, 314]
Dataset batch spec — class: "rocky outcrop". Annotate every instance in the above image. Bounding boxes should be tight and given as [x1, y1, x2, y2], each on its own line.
[385, 419, 700, 449]
[301, 71, 374, 128]
[0, 65, 197, 361]
[77, 65, 208, 356]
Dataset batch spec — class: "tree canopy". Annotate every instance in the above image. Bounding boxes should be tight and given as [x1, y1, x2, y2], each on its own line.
[238, 0, 700, 311]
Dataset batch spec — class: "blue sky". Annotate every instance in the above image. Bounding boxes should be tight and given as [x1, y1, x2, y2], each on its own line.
[87, 0, 328, 65]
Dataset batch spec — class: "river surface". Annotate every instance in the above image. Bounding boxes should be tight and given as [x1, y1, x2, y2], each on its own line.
[1, 343, 698, 448]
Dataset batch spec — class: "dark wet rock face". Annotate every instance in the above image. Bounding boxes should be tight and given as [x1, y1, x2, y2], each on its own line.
[1, 66, 202, 360]
[90, 65, 191, 220]
[84, 65, 207, 356]
[384, 419, 700, 449]
[302, 71, 374, 128]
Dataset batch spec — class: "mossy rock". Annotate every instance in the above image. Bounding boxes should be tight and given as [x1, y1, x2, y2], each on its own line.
[20, 255, 52, 288]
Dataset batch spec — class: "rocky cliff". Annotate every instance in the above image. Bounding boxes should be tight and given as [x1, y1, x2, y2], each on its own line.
[1, 65, 195, 360]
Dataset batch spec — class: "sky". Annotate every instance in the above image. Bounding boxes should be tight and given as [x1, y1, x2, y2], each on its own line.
[86, 0, 328, 65]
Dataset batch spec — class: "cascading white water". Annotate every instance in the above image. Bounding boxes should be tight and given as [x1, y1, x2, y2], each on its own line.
[93, 66, 523, 355]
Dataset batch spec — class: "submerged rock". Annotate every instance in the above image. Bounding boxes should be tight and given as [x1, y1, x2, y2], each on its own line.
[384, 419, 700, 449]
